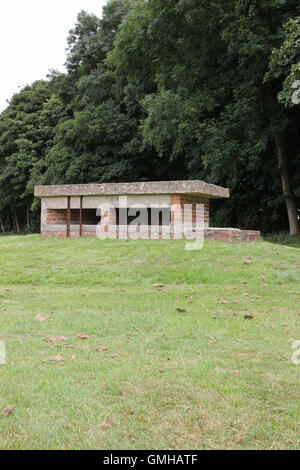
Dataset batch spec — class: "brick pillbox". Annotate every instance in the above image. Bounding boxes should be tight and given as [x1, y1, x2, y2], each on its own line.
[34, 181, 260, 242]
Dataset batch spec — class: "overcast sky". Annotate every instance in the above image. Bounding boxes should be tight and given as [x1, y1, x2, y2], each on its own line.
[0, 0, 108, 111]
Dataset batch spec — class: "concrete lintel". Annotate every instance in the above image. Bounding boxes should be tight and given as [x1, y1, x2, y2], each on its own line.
[34, 180, 229, 199]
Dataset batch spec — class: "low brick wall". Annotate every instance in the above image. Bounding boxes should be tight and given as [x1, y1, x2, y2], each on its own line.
[205, 228, 260, 242]
[42, 226, 260, 242]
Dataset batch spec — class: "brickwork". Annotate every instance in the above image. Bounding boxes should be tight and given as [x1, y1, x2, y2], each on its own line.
[170, 194, 209, 233]
[205, 228, 260, 242]
[46, 209, 68, 225]
[101, 208, 117, 234]
[42, 228, 260, 241]
[43, 208, 99, 238]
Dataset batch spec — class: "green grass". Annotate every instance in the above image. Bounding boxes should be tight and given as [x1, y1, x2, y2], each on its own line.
[0, 234, 299, 450]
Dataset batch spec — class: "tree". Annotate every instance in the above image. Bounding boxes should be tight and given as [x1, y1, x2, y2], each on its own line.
[267, 16, 300, 235]
[110, 0, 300, 234]
[44, 1, 166, 186]
[0, 81, 67, 231]
[0, 82, 50, 230]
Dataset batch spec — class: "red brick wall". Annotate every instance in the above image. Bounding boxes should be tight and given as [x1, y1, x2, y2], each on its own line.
[205, 228, 260, 242]
[42, 202, 260, 242]
[46, 209, 100, 226]
[46, 209, 68, 224]
[170, 194, 210, 227]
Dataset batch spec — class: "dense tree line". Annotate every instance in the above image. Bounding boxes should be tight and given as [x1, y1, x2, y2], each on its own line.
[0, 0, 299, 234]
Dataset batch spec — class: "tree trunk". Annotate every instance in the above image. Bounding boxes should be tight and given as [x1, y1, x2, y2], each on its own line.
[11, 209, 16, 232]
[13, 210, 20, 233]
[26, 205, 30, 231]
[275, 132, 300, 236]
[0, 218, 5, 235]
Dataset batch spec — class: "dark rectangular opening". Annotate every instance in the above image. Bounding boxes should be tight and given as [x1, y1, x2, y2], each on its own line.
[116, 208, 171, 226]
[71, 209, 100, 226]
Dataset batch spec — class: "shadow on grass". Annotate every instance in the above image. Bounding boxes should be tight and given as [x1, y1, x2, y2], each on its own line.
[263, 232, 300, 249]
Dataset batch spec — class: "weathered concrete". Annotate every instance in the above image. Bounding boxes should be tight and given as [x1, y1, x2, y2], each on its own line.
[43, 194, 172, 210]
[35, 180, 230, 199]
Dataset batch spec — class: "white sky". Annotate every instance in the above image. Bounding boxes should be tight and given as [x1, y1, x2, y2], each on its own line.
[0, 0, 108, 111]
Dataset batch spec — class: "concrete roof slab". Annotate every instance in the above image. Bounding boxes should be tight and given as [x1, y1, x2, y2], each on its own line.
[34, 181, 229, 199]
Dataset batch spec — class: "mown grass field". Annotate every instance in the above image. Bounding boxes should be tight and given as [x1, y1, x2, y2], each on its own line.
[0, 234, 299, 450]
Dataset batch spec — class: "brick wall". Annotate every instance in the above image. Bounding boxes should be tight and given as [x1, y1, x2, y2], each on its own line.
[205, 228, 260, 242]
[46, 209, 68, 225]
[41, 200, 260, 242]
[43, 209, 99, 237]
[170, 194, 210, 228]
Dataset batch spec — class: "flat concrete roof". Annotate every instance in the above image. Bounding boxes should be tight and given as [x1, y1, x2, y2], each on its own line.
[34, 181, 229, 199]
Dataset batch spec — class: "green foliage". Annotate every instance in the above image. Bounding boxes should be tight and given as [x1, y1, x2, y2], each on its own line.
[110, 0, 300, 232]
[43, 102, 153, 184]
[1, 0, 300, 233]
[267, 16, 300, 107]
[0, 82, 66, 231]
[44, 0, 163, 186]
